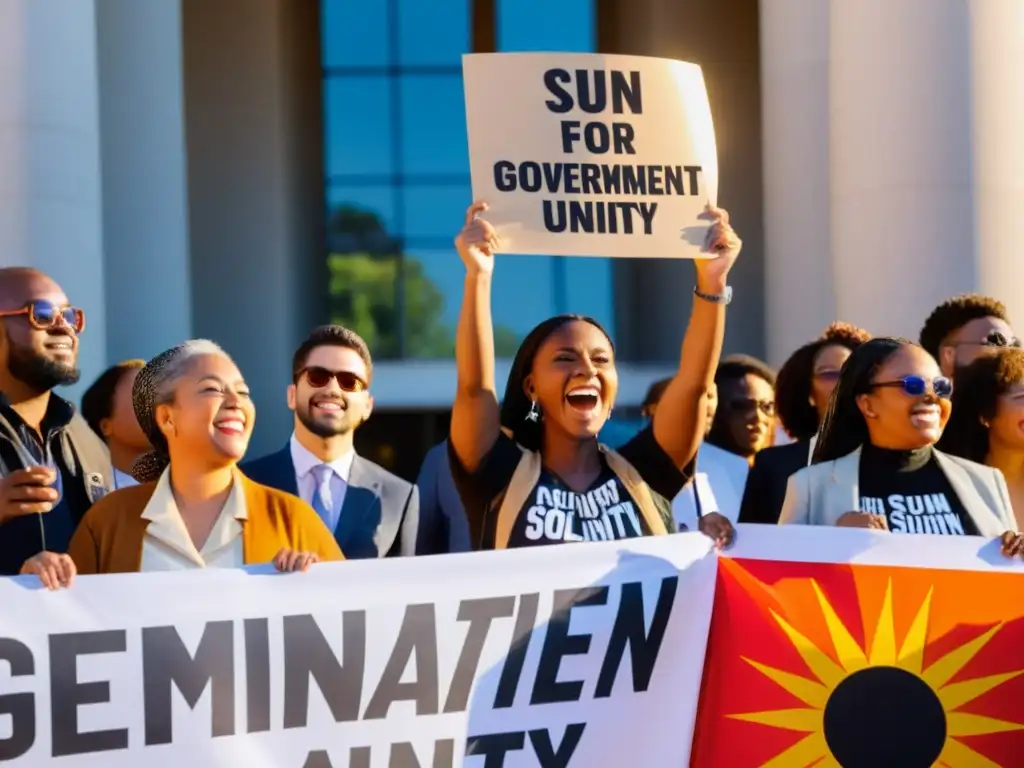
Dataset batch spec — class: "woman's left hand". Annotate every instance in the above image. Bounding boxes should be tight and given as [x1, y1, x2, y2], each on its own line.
[273, 549, 320, 572]
[695, 204, 742, 291]
[698, 512, 735, 550]
[999, 531, 1024, 558]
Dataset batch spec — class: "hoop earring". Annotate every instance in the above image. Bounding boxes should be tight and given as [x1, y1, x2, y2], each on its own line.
[525, 400, 541, 422]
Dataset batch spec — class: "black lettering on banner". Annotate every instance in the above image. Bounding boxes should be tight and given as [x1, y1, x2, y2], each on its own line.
[364, 604, 440, 719]
[302, 750, 338, 768]
[595, 576, 678, 697]
[543, 69, 643, 114]
[283, 612, 366, 728]
[244, 618, 271, 733]
[50, 630, 128, 757]
[0, 638, 35, 761]
[444, 596, 516, 713]
[493, 592, 540, 709]
[142, 622, 235, 746]
[532, 587, 609, 705]
[529, 724, 586, 768]
[465, 730, 526, 767]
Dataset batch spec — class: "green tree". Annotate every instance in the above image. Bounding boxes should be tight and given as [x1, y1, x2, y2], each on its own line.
[326, 205, 521, 358]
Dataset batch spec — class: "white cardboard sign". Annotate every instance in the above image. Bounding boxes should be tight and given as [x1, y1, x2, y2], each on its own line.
[463, 53, 719, 259]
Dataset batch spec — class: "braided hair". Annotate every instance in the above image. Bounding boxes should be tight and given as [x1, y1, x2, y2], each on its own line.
[130, 340, 230, 483]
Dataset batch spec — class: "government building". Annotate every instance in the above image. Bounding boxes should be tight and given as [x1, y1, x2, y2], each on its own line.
[3, 0, 1021, 478]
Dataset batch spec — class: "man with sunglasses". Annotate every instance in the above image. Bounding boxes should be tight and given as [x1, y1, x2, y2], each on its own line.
[242, 325, 419, 559]
[0, 268, 112, 576]
[920, 293, 1018, 379]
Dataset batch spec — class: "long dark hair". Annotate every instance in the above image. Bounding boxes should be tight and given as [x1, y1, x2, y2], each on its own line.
[938, 348, 1024, 463]
[775, 322, 872, 441]
[812, 337, 908, 463]
[500, 314, 613, 452]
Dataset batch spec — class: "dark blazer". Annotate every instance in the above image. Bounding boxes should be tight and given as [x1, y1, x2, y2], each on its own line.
[414, 441, 471, 555]
[240, 446, 418, 559]
[738, 440, 812, 525]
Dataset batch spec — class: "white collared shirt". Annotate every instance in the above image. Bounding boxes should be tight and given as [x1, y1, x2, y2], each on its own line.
[289, 434, 354, 533]
[139, 469, 246, 571]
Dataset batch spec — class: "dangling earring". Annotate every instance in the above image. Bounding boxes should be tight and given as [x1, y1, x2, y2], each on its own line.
[526, 400, 540, 422]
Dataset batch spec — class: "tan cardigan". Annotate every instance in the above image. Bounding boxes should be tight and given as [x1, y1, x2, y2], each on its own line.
[68, 473, 344, 574]
[491, 442, 670, 549]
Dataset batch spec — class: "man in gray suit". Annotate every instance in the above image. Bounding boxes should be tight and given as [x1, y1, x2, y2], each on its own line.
[242, 325, 418, 559]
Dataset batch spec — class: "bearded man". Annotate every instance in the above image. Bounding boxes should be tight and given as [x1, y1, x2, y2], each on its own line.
[242, 325, 419, 558]
[0, 268, 112, 575]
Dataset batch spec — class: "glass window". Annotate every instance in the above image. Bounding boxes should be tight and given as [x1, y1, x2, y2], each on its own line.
[562, 257, 615, 332]
[397, 0, 469, 65]
[325, 188, 398, 254]
[401, 250, 458, 359]
[491, 255, 557, 340]
[327, 253, 402, 360]
[321, 1, 389, 68]
[323, 76, 393, 177]
[401, 184, 472, 240]
[399, 76, 470, 175]
[498, 0, 594, 51]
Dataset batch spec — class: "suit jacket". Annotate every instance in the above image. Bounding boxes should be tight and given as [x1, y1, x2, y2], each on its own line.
[68, 472, 343, 573]
[739, 440, 814, 525]
[414, 441, 470, 555]
[778, 446, 1018, 537]
[241, 447, 418, 559]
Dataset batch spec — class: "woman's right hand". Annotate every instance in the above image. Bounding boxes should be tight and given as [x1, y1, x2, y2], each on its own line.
[20, 551, 76, 590]
[455, 201, 500, 275]
[836, 512, 889, 530]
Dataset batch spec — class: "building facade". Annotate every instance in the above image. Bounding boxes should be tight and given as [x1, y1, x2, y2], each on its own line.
[3, 0, 1022, 478]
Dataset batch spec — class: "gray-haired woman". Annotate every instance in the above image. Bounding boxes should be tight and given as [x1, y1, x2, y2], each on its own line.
[22, 340, 343, 588]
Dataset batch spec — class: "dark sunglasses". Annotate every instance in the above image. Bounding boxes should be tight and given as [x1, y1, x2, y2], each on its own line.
[869, 375, 953, 399]
[299, 366, 367, 392]
[0, 300, 85, 333]
[954, 331, 1021, 349]
[727, 398, 775, 417]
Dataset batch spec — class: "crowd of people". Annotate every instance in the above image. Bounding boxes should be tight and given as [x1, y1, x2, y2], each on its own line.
[2, 200, 1023, 590]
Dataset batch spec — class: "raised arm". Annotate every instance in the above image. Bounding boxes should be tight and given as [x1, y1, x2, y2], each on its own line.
[450, 202, 502, 472]
[651, 205, 741, 468]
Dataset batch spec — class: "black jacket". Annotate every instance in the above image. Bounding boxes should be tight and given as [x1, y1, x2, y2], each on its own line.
[0, 393, 112, 574]
[738, 440, 812, 525]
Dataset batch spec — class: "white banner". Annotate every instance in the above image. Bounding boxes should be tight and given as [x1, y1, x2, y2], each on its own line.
[463, 53, 719, 259]
[0, 534, 716, 767]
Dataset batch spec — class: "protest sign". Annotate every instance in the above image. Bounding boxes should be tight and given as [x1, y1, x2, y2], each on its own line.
[463, 53, 719, 259]
[0, 534, 716, 767]
[693, 525, 1024, 766]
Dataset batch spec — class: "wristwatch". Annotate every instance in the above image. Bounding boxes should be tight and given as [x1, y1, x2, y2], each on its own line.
[694, 285, 733, 305]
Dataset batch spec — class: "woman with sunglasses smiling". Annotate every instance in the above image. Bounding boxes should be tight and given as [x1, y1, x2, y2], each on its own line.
[779, 338, 1022, 554]
[739, 322, 870, 525]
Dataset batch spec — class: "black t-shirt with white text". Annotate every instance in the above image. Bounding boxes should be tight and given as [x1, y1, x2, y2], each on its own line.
[857, 443, 977, 536]
[448, 427, 688, 549]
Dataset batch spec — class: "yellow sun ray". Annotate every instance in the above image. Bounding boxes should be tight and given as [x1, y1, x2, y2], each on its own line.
[728, 708, 821, 732]
[947, 711, 1024, 737]
[937, 737, 1003, 768]
[810, 580, 867, 672]
[814, 758, 842, 768]
[922, 623, 1003, 689]
[759, 731, 829, 768]
[939, 670, 1024, 711]
[742, 657, 829, 708]
[867, 579, 896, 665]
[769, 609, 846, 687]
[896, 586, 933, 675]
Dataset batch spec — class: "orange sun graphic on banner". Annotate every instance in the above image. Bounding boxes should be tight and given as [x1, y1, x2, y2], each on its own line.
[691, 558, 1024, 767]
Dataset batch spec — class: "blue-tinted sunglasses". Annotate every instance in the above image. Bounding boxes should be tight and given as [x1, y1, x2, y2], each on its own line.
[869, 375, 953, 399]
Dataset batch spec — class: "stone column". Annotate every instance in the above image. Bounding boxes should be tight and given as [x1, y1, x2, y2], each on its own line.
[0, 0, 107, 398]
